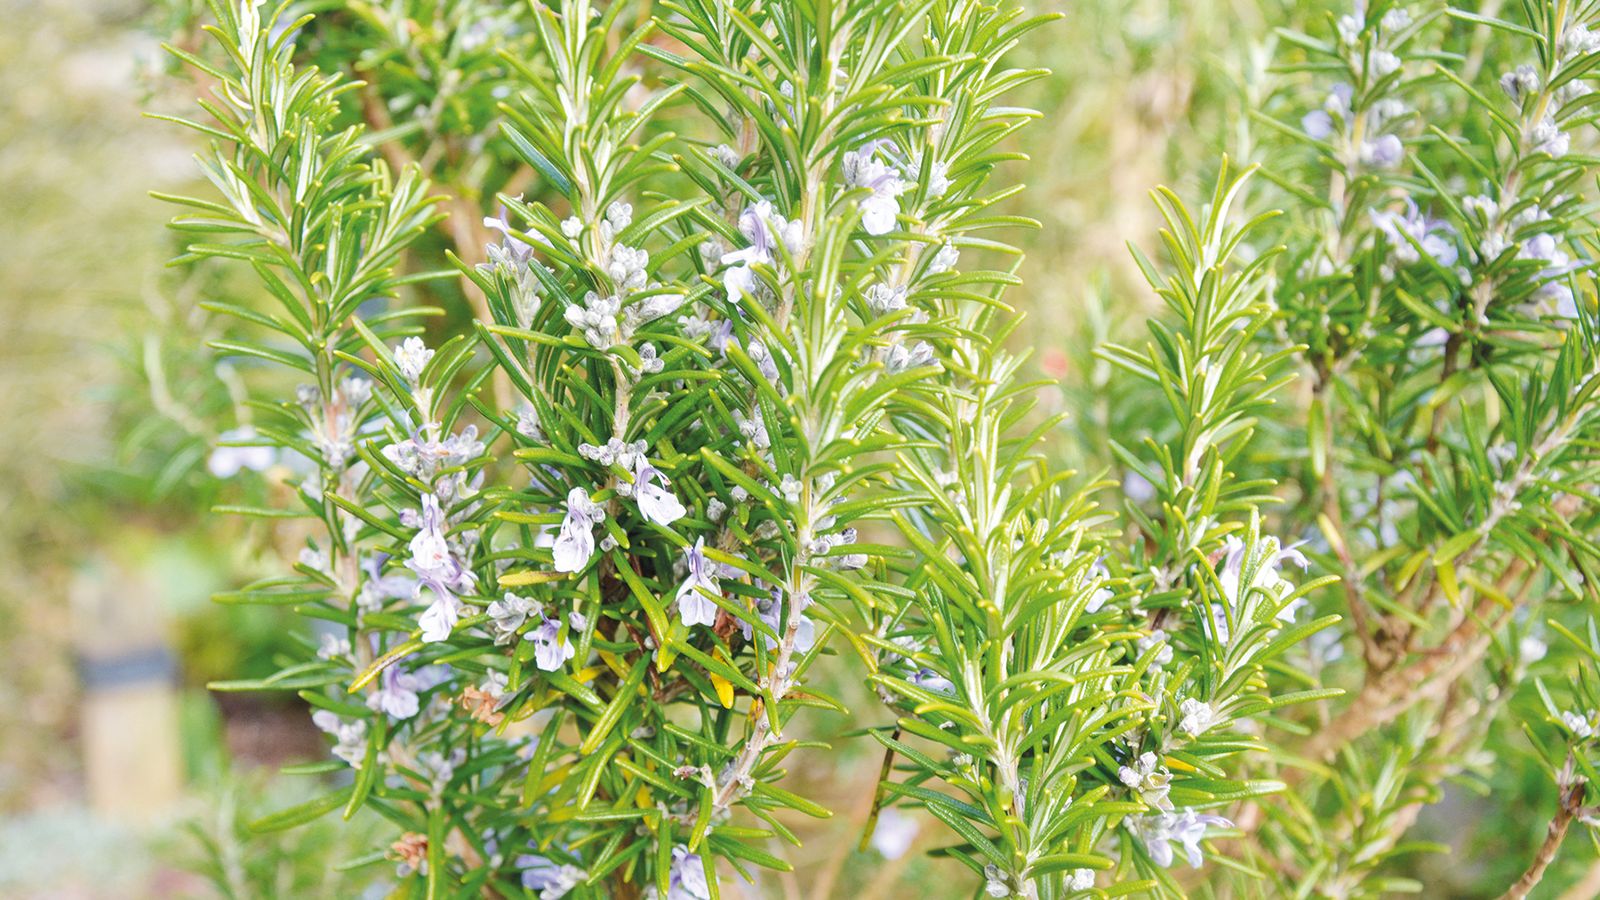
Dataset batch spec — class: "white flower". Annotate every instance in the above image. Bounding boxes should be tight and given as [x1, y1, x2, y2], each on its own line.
[311, 710, 367, 766]
[340, 375, 372, 407]
[1565, 23, 1600, 57]
[1179, 698, 1218, 736]
[1134, 810, 1232, 868]
[1517, 233, 1583, 316]
[299, 546, 328, 573]
[1520, 633, 1548, 664]
[1216, 534, 1310, 613]
[516, 407, 544, 440]
[608, 243, 650, 291]
[1136, 629, 1174, 666]
[886, 340, 935, 373]
[394, 336, 434, 384]
[527, 614, 576, 672]
[1530, 117, 1570, 157]
[480, 670, 509, 705]
[488, 592, 534, 645]
[1563, 710, 1595, 739]
[1486, 441, 1518, 473]
[1118, 751, 1173, 811]
[720, 200, 803, 301]
[1068, 868, 1095, 891]
[357, 554, 418, 613]
[208, 426, 275, 477]
[405, 493, 476, 642]
[927, 240, 959, 274]
[383, 424, 485, 482]
[481, 211, 540, 293]
[606, 200, 633, 230]
[1462, 194, 1499, 222]
[636, 342, 665, 374]
[1369, 196, 1459, 265]
[733, 407, 769, 449]
[1501, 64, 1540, 103]
[414, 584, 459, 644]
[554, 488, 605, 573]
[926, 159, 951, 198]
[564, 290, 623, 348]
[1336, 13, 1362, 45]
[367, 667, 423, 719]
[413, 748, 463, 792]
[675, 538, 720, 628]
[870, 808, 919, 859]
[1085, 558, 1113, 613]
[983, 864, 1013, 897]
[864, 282, 908, 315]
[842, 140, 907, 235]
[317, 633, 351, 660]
[634, 460, 686, 526]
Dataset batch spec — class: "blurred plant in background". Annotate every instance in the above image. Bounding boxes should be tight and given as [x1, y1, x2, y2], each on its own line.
[1198, 0, 1600, 894]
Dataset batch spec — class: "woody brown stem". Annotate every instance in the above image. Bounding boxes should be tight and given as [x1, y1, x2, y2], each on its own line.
[1501, 761, 1585, 900]
[1302, 556, 1532, 762]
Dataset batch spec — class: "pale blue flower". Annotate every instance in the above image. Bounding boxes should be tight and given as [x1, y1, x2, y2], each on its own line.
[676, 538, 720, 628]
[404, 493, 476, 642]
[311, 710, 366, 766]
[842, 140, 906, 235]
[1134, 810, 1232, 868]
[516, 852, 586, 898]
[634, 460, 686, 526]
[488, 592, 534, 645]
[909, 667, 956, 696]
[720, 201, 802, 301]
[528, 615, 576, 672]
[367, 666, 423, 719]
[666, 846, 711, 900]
[554, 488, 605, 573]
[208, 426, 276, 477]
[870, 808, 919, 859]
[393, 337, 433, 385]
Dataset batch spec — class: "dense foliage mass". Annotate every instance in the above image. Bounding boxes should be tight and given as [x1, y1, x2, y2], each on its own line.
[153, 0, 1600, 896]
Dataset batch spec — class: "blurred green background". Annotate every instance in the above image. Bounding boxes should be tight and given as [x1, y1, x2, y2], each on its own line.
[5, 0, 1590, 896]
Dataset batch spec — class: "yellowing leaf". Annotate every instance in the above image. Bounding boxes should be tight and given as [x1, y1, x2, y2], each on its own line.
[711, 648, 735, 708]
[598, 650, 629, 679]
[711, 671, 735, 708]
[497, 569, 568, 587]
[1436, 561, 1462, 607]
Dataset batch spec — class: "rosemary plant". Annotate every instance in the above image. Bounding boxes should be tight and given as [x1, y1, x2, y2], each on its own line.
[1228, 0, 1600, 893]
[159, 0, 1338, 896]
